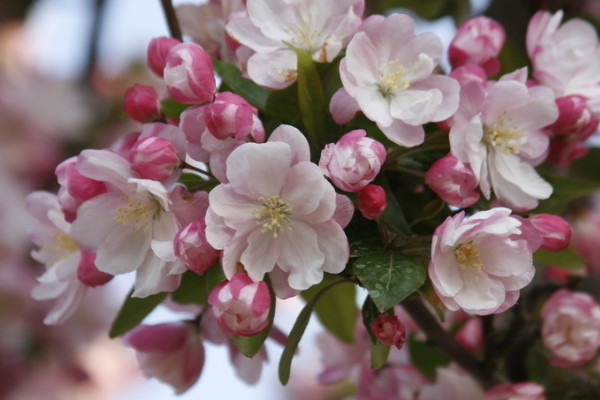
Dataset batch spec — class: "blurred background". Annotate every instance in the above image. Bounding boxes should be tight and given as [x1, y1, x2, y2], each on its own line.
[1, 0, 599, 399]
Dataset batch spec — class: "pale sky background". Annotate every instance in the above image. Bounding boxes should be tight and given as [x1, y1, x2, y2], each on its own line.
[18, 0, 489, 398]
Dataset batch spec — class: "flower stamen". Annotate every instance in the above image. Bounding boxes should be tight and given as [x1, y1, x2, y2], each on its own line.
[250, 195, 293, 238]
[483, 117, 524, 154]
[377, 60, 410, 98]
[454, 241, 484, 271]
[114, 194, 161, 233]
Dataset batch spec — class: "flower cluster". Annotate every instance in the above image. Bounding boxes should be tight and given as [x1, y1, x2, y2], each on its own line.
[25, 0, 600, 398]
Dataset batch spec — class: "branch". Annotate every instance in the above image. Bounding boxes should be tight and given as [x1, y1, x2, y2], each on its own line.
[160, 0, 182, 41]
[402, 297, 501, 388]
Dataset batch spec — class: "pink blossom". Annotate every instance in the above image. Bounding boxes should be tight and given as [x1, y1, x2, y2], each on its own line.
[425, 154, 480, 208]
[449, 70, 558, 211]
[76, 251, 112, 287]
[205, 124, 349, 290]
[569, 207, 600, 274]
[124, 322, 204, 394]
[527, 10, 600, 116]
[541, 289, 600, 367]
[339, 13, 459, 147]
[429, 208, 536, 315]
[484, 382, 546, 400]
[208, 272, 271, 336]
[169, 185, 210, 227]
[163, 42, 217, 105]
[356, 364, 427, 400]
[70, 149, 184, 297]
[449, 16, 506, 76]
[26, 191, 87, 324]
[357, 184, 387, 220]
[123, 84, 162, 123]
[129, 137, 180, 181]
[174, 220, 219, 275]
[418, 366, 484, 400]
[528, 213, 572, 252]
[226, 0, 364, 89]
[454, 316, 484, 354]
[370, 314, 406, 349]
[147, 36, 182, 77]
[319, 130, 386, 192]
[203, 91, 265, 141]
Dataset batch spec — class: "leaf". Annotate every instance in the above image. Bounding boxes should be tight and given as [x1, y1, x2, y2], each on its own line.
[534, 248, 586, 271]
[536, 171, 600, 214]
[109, 290, 168, 338]
[569, 147, 600, 182]
[354, 252, 427, 312]
[378, 175, 412, 236]
[213, 60, 270, 110]
[231, 280, 277, 357]
[278, 279, 349, 385]
[302, 275, 357, 343]
[408, 336, 451, 377]
[161, 98, 192, 118]
[370, 341, 391, 370]
[171, 267, 225, 305]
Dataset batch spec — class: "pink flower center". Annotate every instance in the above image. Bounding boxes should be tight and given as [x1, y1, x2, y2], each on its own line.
[454, 241, 484, 271]
[483, 117, 524, 154]
[250, 195, 293, 238]
[377, 60, 410, 98]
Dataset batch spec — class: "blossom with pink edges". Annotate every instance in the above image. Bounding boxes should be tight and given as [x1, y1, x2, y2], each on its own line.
[203, 91, 265, 141]
[124, 322, 204, 394]
[147, 36, 181, 77]
[484, 382, 546, 400]
[528, 213, 572, 252]
[208, 272, 271, 336]
[338, 13, 459, 147]
[417, 366, 484, 400]
[123, 84, 162, 123]
[425, 154, 481, 208]
[319, 129, 386, 192]
[541, 289, 600, 367]
[449, 16, 506, 76]
[174, 220, 219, 275]
[129, 137, 180, 181]
[205, 124, 349, 290]
[429, 208, 538, 315]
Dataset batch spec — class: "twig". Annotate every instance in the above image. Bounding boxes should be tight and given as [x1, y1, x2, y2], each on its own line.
[160, 0, 182, 41]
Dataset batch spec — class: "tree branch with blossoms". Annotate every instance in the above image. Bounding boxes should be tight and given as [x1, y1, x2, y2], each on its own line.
[25, 0, 600, 399]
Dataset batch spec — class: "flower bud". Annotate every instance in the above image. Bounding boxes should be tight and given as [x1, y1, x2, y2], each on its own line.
[123, 84, 162, 123]
[319, 130, 386, 192]
[203, 91, 265, 141]
[124, 322, 204, 394]
[174, 220, 219, 275]
[147, 36, 181, 76]
[164, 42, 216, 105]
[77, 252, 113, 287]
[541, 289, 600, 367]
[549, 95, 599, 139]
[370, 314, 406, 349]
[449, 16, 506, 75]
[56, 157, 107, 221]
[425, 154, 480, 208]
[357, 184, 387, 220]
[528, 213, 572, 252]
[208, 272, 271, 337]
[129, 137, 180, 181]
[484, 382, 545, 400]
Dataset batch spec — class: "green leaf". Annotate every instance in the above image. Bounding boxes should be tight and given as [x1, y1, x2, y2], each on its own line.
[213, 60, 270, 110]
[171, 267, 225, 305]
[231, 281, 276, 357]
[536, 171, 600, 214]
[569, 147, 600, 182]
[354, 252, 427, 312]
[408, 336, 451, 377]
[378, 175, 412, 236]
[370, 341, 391, 370]
[293, 46, 329, 152]
[534, 248, 586, 271]
[362, 295, 380, 344]
[278, 279, 349, 385]
[161, 98, 192, 118]
[302, 275, 357, 343]
[109, 290, 168, 338]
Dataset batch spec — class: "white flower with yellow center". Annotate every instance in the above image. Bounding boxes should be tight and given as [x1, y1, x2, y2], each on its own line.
[205, 125, 349, 290]
[429, 208, 537, 316]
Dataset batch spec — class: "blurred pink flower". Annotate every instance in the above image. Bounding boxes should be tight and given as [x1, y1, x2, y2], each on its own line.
[484, 382, 545, 400]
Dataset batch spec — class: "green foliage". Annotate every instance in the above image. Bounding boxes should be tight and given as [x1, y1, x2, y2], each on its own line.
[170, 267, 225, 305]
[109, 290, 168, 338]
[370, 341, 391, 370]
[301, 274, 358, 343]
[161, 97, 192, 118]
[214, 60, 270, 109]
[534, 248, 586, 271]
[353, 252, 427, 312]
[536, 172, 600, 214]
[372, 0, 471, 24]
[408, 336, 451, 377]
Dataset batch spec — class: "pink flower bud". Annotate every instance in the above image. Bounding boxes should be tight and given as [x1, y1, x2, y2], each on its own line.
[174, 220, 219, 275]
[549, 95, 599, 139]
[56, 157, 107, 221]
[124, 322, 204, 394]
[449, 16, 506, 75]
[370, 314, 406, 349]
[357, 184, 387, 220]
[319, 130, 386, 192]
[77, 252, 113, 287]
[528, 213, 572, 252]
[546, 138, 589, 167]
[129, 137, 180, 181]
[147, 36, 181, 77]
[425, 154, 480, 208]
[123, 84, 162, 123]
[541, 289, 600, 367]
[164, 42, 216, 105]
[454, 317, 484, 354]
[203, 91, 265, 141]
[484, 382, 545, 400]
[208, 272, 271, 337]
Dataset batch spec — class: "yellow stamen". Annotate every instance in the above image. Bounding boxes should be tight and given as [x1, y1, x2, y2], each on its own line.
[483, 117, 524, 154]
[454, 241, 484, 271]
[114, 194, 161, 233]
[377, 60, 410, 98]
[250, 195, 293, 238]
